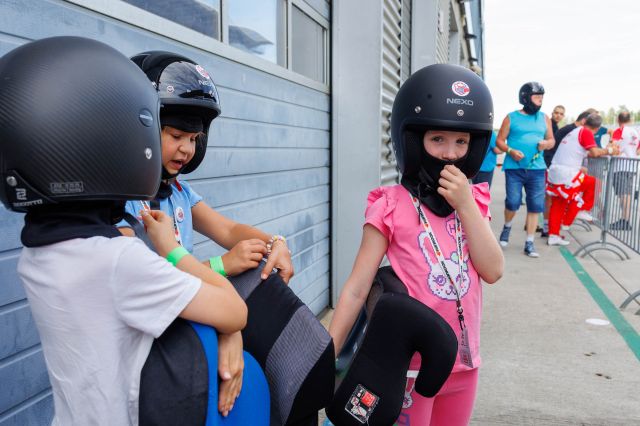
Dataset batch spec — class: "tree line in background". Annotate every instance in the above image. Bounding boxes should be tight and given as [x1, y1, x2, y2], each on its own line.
[563, 105, 640, 127]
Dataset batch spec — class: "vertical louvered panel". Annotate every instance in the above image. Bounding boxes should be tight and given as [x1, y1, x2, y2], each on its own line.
[400, 0, 412, 82]
[381, 0, 403, 186]
[435, 0, 450, 64]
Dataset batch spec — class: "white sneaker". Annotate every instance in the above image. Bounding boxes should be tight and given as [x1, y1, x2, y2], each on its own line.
[548, 235, 570, 246]
[576, 211, 594, 222]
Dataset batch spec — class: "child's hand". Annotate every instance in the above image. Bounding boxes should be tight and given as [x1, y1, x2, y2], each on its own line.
[218, 331, 244, 417]
[139, 210, 179, 257]
[221, 239, 268, 276]
[261, 241, 294, 284]
[437, 165, 474, 211]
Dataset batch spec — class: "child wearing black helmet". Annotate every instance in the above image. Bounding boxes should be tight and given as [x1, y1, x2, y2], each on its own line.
[329, 64, 504, 425]
[115, 52, 298, 417]
[0, 37, 249, 425]
[120, 51, 293, 287]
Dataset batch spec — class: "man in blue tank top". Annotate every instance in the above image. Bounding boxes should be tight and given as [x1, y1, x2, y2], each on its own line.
[495, 82, 555, 258]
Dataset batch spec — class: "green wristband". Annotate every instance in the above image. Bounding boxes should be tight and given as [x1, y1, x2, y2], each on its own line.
[209, 255, 227, 277]
[166, 246, 190, 267]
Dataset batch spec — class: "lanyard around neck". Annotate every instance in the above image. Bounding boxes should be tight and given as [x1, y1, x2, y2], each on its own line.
[410, 194, 466, 330]
[140, 195, 183, 247]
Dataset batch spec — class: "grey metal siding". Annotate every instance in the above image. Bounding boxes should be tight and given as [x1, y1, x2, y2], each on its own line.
[380, 0, 411, 186]
[435, 0, 450, 64]
[400, 0, 412, 83]
[0, 0, 330, 423]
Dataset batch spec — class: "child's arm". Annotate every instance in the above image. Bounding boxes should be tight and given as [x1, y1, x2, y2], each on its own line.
[329, 225, 388, 355]
[141, 209, 247, 332]
[437, 165, 504, 284]
[142, 209, 246, 416]
[192, 201, 293, 283]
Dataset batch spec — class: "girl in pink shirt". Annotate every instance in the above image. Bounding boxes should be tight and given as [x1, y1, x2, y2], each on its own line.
[329, 64, 504, 426]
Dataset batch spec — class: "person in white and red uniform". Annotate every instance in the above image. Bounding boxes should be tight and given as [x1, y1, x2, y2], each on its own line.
[546, 114, 618, 246]
[609, 110, 640, 230]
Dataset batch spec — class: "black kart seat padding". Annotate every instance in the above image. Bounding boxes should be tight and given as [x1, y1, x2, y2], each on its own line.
[336, 265, 411, 381]
[326, 292, 458, 426]
[228, 265, 335, 426]
[139, 319, 208, 425]
[365, 265, 409, 316]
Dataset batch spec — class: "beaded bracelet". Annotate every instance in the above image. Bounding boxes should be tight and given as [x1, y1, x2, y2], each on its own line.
[166, 246, 190, 267]
[266, 234, 287, 255]
[209, 255, 227, 277]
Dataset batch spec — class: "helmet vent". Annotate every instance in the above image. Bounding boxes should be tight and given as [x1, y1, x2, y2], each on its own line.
[139, 109, 154, 127]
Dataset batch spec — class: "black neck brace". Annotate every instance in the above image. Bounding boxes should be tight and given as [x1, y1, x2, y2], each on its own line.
[523, 103, 541, 115]
[402, 167, 455, 218]
[21, 201, 124, 247]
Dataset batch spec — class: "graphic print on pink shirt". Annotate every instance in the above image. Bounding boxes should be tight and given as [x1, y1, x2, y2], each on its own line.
[418, 218, 470, 301]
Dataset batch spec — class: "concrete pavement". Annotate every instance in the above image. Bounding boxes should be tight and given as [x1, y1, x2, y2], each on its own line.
[472, 170, 640, 425]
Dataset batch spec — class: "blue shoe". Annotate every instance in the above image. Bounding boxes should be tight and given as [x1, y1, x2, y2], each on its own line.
[499, 225, 511, 247]
[524, 241, 540, 258]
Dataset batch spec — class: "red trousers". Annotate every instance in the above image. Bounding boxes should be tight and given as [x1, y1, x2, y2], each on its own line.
[547, 174, 596, 235]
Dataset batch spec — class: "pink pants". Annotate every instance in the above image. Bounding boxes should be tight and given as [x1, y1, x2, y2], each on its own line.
[396, 368, 479, 426]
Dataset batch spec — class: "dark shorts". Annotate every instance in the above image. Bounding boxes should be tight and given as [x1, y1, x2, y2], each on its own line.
[504, 169, 546, 213]
[613, 171, 635, 196]
[472, 170, 495, 187]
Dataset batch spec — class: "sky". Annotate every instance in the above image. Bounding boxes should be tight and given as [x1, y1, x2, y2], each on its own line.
[484, 0, 640, 124]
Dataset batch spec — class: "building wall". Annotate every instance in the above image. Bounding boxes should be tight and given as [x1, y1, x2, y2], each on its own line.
[0, 0, 330, 423]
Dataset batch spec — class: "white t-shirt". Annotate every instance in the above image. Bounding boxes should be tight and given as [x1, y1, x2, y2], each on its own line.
[612, 125, 640, 172]
[18, 236, 201, 426]
[548, 126, 597, 185]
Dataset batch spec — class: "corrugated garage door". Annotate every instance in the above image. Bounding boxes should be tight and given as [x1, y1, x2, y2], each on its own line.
[380, 0, 411, 186]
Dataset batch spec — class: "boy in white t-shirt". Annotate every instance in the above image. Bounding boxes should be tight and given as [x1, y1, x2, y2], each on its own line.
[610, 111, 640, 230]
[546, 114, 618, 245]
[0, 37, 247, 425]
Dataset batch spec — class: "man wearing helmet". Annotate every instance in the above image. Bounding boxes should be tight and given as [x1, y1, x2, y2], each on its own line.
[495, 82, 556, 257]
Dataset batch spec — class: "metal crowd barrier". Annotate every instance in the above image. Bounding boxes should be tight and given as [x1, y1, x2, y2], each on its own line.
[573, 157, 629, 259]
[575, 156, 640, 313]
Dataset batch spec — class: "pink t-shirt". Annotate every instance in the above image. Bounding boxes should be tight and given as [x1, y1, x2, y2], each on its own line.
[365, 183, 491, 372]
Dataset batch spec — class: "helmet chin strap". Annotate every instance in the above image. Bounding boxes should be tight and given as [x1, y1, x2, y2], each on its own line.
[157, 167, 177, 199]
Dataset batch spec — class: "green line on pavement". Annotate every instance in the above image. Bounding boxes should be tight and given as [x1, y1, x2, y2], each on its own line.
[559, 247, 640, 362]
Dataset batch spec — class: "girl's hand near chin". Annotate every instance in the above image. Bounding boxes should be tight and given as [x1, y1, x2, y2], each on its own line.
[437, 165, 474, 211]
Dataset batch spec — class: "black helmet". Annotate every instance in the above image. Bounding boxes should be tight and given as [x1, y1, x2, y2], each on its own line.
[131, 51, 221, 175]
[391, 63, 494, 180]
[0, 36, 162, 212]
[518, 81, 545, 105]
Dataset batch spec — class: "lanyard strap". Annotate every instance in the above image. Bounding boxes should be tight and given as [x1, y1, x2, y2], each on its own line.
[410, 195, 466, 330]
[140, 197, 183, 246]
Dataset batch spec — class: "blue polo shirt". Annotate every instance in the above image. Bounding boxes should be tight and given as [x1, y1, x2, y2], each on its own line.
[119, 179, 203, 253]
[503, 110, 548, 170]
